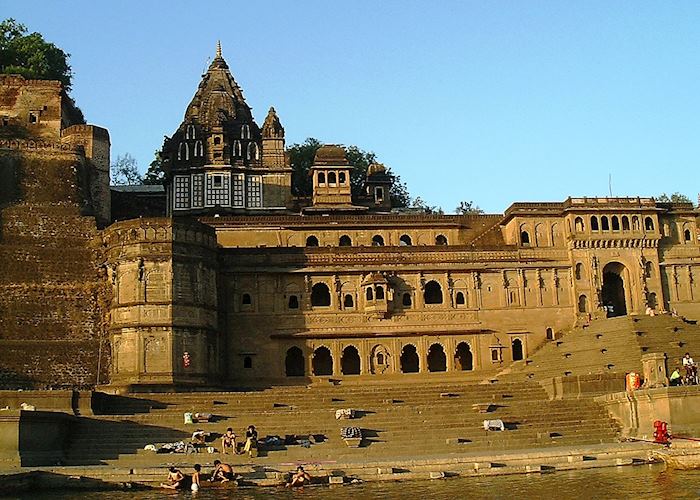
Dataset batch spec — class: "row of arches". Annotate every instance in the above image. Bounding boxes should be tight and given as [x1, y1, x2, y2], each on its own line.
[305, 280, 448, 307]
[316, 171, 348, 186]
[184, 123, 252, 140]
[572, 215, 654, 233]
[306, 234, 448, 247]
[284, 342, 477, 376]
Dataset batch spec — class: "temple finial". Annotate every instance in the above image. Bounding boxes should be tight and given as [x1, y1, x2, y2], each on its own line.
[216, 40, 222, 58]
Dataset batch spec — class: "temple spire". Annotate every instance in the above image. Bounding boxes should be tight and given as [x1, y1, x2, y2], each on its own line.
[216, 40, 222, 58]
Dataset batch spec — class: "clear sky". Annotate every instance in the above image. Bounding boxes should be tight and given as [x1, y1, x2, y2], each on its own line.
[4, 1, 699, 213]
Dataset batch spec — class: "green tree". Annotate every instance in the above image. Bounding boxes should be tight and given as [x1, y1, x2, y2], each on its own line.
[142, 151, 165, 185]
[111, 153, 143, 186]
[455, 200, 484, 215]
[286, 137, 410, 207]
[410, 197, 443, 214]
[657, 192, 693, 204]
[0, 19, 73, 91]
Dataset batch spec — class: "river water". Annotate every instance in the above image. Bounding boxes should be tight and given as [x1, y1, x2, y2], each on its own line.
[7, 465, 700, 500]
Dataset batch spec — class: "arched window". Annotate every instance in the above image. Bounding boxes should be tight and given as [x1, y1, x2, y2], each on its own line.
[601, 216, 610, 231]
[214, 136, 221, 145]
[194, 140, 203, 157]
[648, 292, 658, 309]
[520, 231, 530, 246]
[285, 347, 305, 377]
[233, 140, 242, 157]
[178, 142, 189, 160]
[684, 229, 692, 242]
[454, 342, 473, 371]
[341, 346, 361, 375]
[512, 338, 524, 361]
[306, 235, 319, 247]
[376, 286, 385, 300]
[311, 283, 331, 307]
[591, 216, 599, 231]
[399, 234, 412, 246]
[328, 172, 337, 185]
[575, 263, 583, 280]
[339, 172, 346, 184]
[645, 217, 654, 231]
[456, 291, 465, 305]
[288, 295, 299, 309]
[424, 281, 443, 304]
[186, 124, 195, 139]
[427, 344, 447, 372]
[241, 124, 251, 139]
[578, 294, 588, 313]
[243, 356, 252, 369]
[372, 235, 384, 246]
[366, 287, 374, 301]
[622, 216, 630, 231]
[632, 216, 640, 230]
[247, 142, 259, 160]
[339, 235, 352, 246]
[645, 261, 653, 278]
[318, 172, 326, 185]
[344, 294, 354, 308]
[435, 234, 448, 245]
[546, 327, 554, 340]
[612, 216, 620, 231]
[402, 292, 412, 307]
[400, 345, 419, 373]
[241, 293, 252, 305]
[312, 346, 333, 376]
[574, 217, 584, 232]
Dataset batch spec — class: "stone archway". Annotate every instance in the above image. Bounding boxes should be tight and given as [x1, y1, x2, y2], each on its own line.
[427, 343, 447, 372]
[312, 346, 333, 376]
[341, 345, 361, 375]
[285, 347, 305, 377]
[454, 342, 473, 371]
[400, 345, 419, 373]
[602, 262, 627, 317]
[370, 344, 391, 374]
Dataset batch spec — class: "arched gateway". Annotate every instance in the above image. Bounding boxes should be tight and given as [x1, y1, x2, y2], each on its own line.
[601, 262, 628, 317]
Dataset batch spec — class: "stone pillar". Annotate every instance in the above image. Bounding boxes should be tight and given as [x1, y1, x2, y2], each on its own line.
[642, 352, 668, 388]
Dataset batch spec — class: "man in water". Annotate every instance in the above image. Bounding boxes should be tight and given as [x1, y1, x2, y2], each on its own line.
[210, 459, 235, 482]
[287, 466, 311, 487]
[160, 467, 191, 490]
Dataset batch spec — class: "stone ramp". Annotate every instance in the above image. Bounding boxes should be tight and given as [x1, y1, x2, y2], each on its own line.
[497, 315, 700, 385]
[63, 379, 620, 467]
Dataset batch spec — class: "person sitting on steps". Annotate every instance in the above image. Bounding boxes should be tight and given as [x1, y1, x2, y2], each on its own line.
[210, 459, 235, 482]
[243, 425, 258, 457]
[160, 466, 191, 490]
[221, 427, 239, 454]
[286, 466, 311, 487]
[682, 352, 697, 385]
[670, 367, 682, 386]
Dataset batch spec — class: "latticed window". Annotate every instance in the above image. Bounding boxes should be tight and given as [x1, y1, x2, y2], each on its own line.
[232, 174, 244, 207]
[206, 172, 230, 207]
[174, 175, 190, 210]
[191, 174, 204, 208]
[247, 175, 262, 208]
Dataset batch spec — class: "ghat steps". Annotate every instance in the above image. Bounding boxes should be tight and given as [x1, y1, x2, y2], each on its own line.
[64, 380, 620, 467]
[498, 314, 700, 385]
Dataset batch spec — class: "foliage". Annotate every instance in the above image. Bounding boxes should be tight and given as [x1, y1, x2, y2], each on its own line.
[657, 192, 693, 204]
[0, 19, 73, 91]
[455, 200, 484, 214]
[142, 151, 165, 185]
[110, 153, 143, 186]
[286, 137, 410, 207]
[410, 197, 443, 214]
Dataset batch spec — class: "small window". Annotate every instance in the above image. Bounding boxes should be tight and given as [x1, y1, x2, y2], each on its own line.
[306, 235, 319, 247]
[233, 140, 242, 157]
[243, 356, 252, 369]
[591, 216, 599, 231]
[213, 175, 223, 188]
[424, 281, 443, 304]
[344, 294, 354, 308]
[435, 234, 448, 245]
[456, 291, 465, 305]
[288, 295, 299, 309]
[601, 216, 610, 231]
[574, 217, 584, 232]
[328, 172, 337, 185]
[645, 217, 654, 231]
[575, 263, 583, 280]
[194, 141, 203, 157]
[612, 216, 620, 231]
[546, 327, 554, 340]
[241, 124, 251, 139]
[339, 235, 352, 246]
[214, 136, 221, 145]
[645, 261, 653, 278]
[399, 234, 412, 246]
[186, 124, 196, 139]
[685, 229, 692, 242]
[318, 172, 326, 185]
[402, 292, 412, 307]
[29, 112, 38, 123]
[578, 294, 588, 313]
[339, 172, 347, 184]
[366, 287, 374, 301]
[632, 216, 640, 231]
[375, 187, 384, 203]
[372, 235, 384, 246]
[376, 286, 385, 300]
[311, 283, 331, 307]
[242, 293, 252, 305]
[622, 216, 630, 231]
[491, 349, 500, 362]
[521, 231, 530, 246]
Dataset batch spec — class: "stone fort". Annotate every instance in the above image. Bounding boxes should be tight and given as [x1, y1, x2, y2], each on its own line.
[1, 48, 699, 392]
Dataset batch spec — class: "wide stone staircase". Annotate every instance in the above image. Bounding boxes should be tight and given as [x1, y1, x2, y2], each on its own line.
[63, 378, 620, 468]
[498, 314, 700, 384]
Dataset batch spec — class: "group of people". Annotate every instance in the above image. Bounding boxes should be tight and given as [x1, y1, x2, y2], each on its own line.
[160, 462, 312, 490]
[670, 352, 698, 386]
[221, 425, 258, 456]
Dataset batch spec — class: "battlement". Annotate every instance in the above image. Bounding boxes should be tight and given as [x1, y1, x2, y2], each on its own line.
[103, 218, 217, 250]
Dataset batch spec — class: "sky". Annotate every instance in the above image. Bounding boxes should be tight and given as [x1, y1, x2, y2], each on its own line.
[4, 1, 699, 213]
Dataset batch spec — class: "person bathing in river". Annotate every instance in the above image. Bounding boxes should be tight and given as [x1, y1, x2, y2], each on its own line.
[160, 466, 191, 490]
[221, 427, 239, 454]
[210, 459, 235, 482]
[287, 466, 311, 487]
[191, 464, 201, 492]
